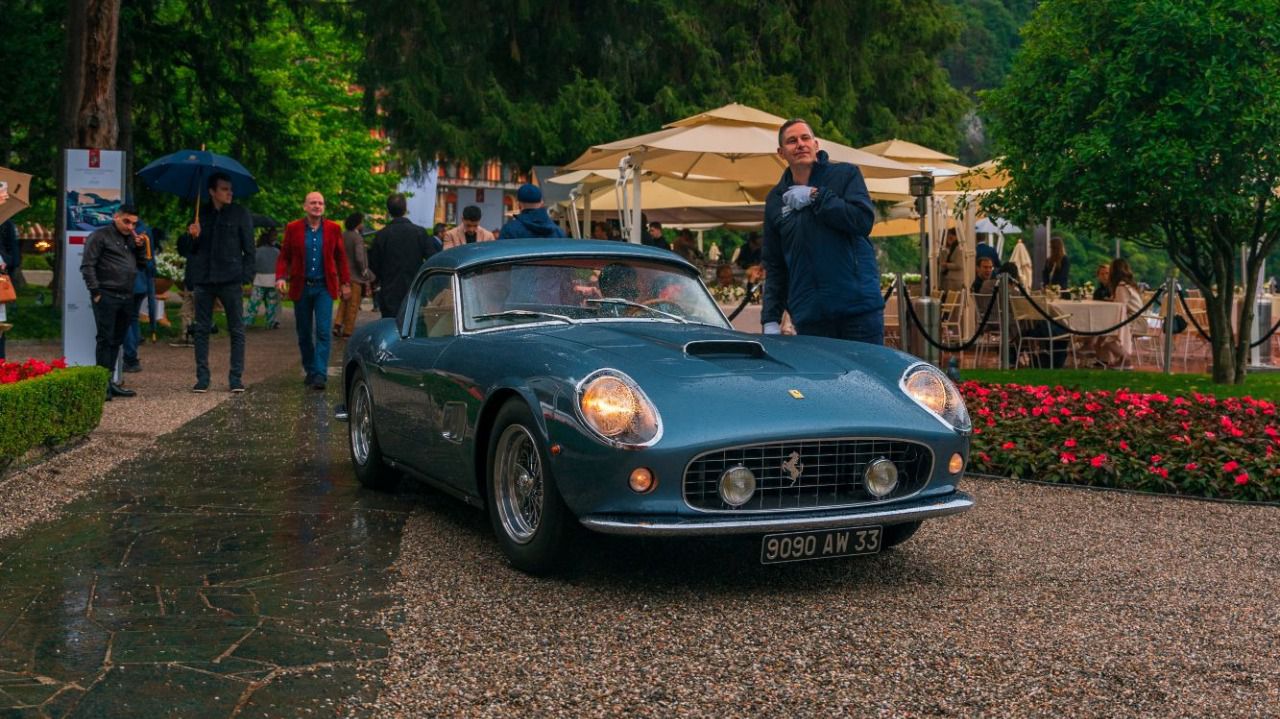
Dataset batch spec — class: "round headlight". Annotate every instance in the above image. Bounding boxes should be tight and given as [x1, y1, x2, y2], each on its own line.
[904, 370, 947, 414]
[864, 458, 899, 498]
[580, 375, 638, 437]
[577, 370, 662, 447]
[718, 465, 756, 507]
[900, 364, 971, 432]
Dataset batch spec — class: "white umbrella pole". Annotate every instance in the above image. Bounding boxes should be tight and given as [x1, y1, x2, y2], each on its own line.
[631, 158, 643, 244]
[566, 187, 581, 238]
[583, 185, 592, 239]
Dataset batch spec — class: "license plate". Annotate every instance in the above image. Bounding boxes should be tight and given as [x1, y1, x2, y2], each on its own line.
[760, 526, 882, 565]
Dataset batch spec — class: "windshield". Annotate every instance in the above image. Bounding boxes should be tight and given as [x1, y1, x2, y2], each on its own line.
[460, 257, 730, 332]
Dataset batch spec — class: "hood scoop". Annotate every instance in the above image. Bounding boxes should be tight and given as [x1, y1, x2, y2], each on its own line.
[683, 339, 767, 359]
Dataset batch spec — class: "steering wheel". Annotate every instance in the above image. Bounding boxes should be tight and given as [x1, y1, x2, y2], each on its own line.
[640, 298, 686, 316]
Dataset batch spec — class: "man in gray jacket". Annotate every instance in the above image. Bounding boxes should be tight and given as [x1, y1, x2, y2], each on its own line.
[178, 172, 255, 393]
[80, 204, 147, 399]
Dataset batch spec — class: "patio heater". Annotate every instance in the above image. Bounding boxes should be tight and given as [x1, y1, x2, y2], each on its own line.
[908, 174, 940, 366]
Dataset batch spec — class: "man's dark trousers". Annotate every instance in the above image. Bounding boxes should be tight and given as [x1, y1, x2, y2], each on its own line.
[193, 282, 246, 385]
[794, 307, 885, 346]
[91, 290, 133, 371]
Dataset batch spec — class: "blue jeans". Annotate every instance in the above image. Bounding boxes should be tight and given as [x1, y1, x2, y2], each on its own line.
[795, 308, 885, 345]
[123, 293, 146, 365]
[293, 282, 334, 378]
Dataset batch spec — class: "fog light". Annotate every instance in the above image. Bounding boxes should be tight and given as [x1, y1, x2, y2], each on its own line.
[629, 467, 656, 493]
[949, 452, 965, 475]
[718, 465, 756, 507]
[864, 458, 899, 498]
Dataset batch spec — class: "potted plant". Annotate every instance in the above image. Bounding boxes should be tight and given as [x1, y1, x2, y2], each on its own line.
[153, 251, 185, 294]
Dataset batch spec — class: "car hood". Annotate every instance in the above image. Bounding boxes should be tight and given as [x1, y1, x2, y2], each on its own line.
[533, 322, 907, 381]
[525, 323, 945, 438]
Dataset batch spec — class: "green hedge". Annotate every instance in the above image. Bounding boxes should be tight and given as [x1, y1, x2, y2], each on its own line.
[0, 366, 108, 472]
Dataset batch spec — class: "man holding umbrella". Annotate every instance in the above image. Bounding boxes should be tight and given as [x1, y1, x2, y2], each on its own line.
[179, 172, 254, 392]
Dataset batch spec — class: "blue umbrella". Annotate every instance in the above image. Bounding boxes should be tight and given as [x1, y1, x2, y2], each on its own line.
[137, 149, 259, 202]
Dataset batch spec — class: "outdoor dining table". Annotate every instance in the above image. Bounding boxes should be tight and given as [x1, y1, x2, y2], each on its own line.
[1049, 298, 1134, 354]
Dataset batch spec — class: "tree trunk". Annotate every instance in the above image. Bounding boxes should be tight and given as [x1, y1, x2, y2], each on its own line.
[72, 0, 121, 149]
[1204, 290, 1237, 384]
[55, 0, 121, 305]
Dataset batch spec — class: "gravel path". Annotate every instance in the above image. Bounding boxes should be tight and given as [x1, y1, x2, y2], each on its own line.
[0, 312, 309, 542]
[356, 477, 1279, 718]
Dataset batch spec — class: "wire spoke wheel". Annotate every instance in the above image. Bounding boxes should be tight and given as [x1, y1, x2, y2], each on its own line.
[351, 381, 373, 466]
[493, 424, 545, 544]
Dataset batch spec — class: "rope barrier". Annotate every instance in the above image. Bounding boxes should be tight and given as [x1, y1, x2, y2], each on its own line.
[883, 282, 895, 301]
[726, 282, 761, 322]
[901, 284, 1004, 352]
[1011, 280, 1165, 337]
[1175, 289, 1211, 341]
[1173, 288, 1279, 349]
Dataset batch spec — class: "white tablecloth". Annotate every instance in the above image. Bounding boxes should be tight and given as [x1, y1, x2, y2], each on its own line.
[1051, 299, 1133, 354]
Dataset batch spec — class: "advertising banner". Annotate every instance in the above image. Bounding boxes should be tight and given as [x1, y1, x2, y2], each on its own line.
[63, 149, 126, 367]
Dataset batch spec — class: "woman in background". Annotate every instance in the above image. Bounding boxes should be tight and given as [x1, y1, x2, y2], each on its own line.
[1041, 236, 1071, 288]
[1094, 257, 1142, 367]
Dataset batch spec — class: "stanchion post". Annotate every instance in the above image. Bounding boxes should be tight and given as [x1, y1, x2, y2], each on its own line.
[1163, 271, 1177, 375]
[999, 272, 1011, 370]
[897, 273, 908, 349]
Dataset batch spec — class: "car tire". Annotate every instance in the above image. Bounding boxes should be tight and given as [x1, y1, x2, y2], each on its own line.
[882, 520, 922, 549]
[486, 399, 574, 574]
[347, 370, 397, 490]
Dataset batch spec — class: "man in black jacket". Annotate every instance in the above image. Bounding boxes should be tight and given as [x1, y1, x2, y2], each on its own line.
[80, 204, 147, 399]
[178, 172, 255, 393]
[369, 192, 436, 319]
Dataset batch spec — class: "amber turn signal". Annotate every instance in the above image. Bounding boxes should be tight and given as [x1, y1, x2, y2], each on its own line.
[629, 467, 656, 493]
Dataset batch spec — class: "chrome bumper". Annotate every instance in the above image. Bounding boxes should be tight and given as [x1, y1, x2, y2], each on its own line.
[577, 492, 974, 537]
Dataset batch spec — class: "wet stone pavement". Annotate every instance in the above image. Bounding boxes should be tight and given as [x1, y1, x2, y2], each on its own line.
[0, 376, 407, 718]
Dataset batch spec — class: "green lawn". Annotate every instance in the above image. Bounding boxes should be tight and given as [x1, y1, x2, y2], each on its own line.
[962, 367, 1280, 401]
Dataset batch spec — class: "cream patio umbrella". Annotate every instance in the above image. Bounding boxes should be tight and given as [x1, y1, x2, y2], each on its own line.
[564, 103, 919, 242]
[551, 169, 767, 234]
[549, 168, 768, 237]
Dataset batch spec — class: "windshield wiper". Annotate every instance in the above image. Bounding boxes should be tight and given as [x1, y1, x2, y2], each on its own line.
[471, 309, 576, 325]
[586, 297, 688, 323]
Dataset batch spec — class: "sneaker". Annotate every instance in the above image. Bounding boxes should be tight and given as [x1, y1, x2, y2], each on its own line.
[303, 373, 317, 387]
[229, 382, 246, 393]
[192, 380, 210, 393]
[122, 362, 142, 373]
[311, 379, 327, 391]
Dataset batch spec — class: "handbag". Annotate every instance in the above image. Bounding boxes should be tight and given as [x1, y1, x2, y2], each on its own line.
[0, 273, 16, 304]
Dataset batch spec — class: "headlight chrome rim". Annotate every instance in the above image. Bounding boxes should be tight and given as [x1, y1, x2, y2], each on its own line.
[575, 369, 664, 448]
[864, 457, 900, 498]
[718, 465, 757, 507]
[900, 362, 971, 433]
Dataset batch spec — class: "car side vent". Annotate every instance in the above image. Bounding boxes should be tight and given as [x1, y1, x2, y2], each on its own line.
[683, 340, 767, 358]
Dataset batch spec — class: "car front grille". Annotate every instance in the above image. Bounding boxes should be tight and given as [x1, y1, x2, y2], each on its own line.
[683, 438, 933, 512]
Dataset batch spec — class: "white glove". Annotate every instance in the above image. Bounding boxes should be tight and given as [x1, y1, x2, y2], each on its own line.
[763, 322, 782, 335]
[783, 185, 815, 212]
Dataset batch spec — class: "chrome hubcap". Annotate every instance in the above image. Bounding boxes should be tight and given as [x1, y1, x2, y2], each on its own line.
[494, 424, 544, 544]
[351, 382, 372, 465]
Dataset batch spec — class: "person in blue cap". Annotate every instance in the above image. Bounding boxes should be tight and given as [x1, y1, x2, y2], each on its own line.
[497, 184, 565, 239]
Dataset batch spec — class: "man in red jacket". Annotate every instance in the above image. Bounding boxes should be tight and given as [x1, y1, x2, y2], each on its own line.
[276, 192, 351, 390]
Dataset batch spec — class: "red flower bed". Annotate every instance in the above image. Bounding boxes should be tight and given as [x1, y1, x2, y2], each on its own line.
[962, 382, 1279, 502]
[0, 358, 68, 385]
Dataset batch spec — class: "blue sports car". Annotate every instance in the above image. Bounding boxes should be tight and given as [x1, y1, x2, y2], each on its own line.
[340, 239, 973, 573]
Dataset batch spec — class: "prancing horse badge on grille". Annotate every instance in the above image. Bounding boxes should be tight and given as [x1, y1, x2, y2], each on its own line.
[781, 451, 804, 487]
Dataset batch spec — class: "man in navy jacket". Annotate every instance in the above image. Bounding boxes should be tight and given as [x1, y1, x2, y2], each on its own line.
[761, 119, 881, 344]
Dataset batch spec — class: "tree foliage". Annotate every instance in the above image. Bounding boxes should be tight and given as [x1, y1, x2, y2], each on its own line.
[0, 0, 398, 233]
[983, 0, 1280, 383]
[356, 0, 971, 168]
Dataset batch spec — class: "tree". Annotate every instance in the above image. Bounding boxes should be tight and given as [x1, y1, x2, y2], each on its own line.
[355, 0, 971, 168]
[982, 0, 1280, 383]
